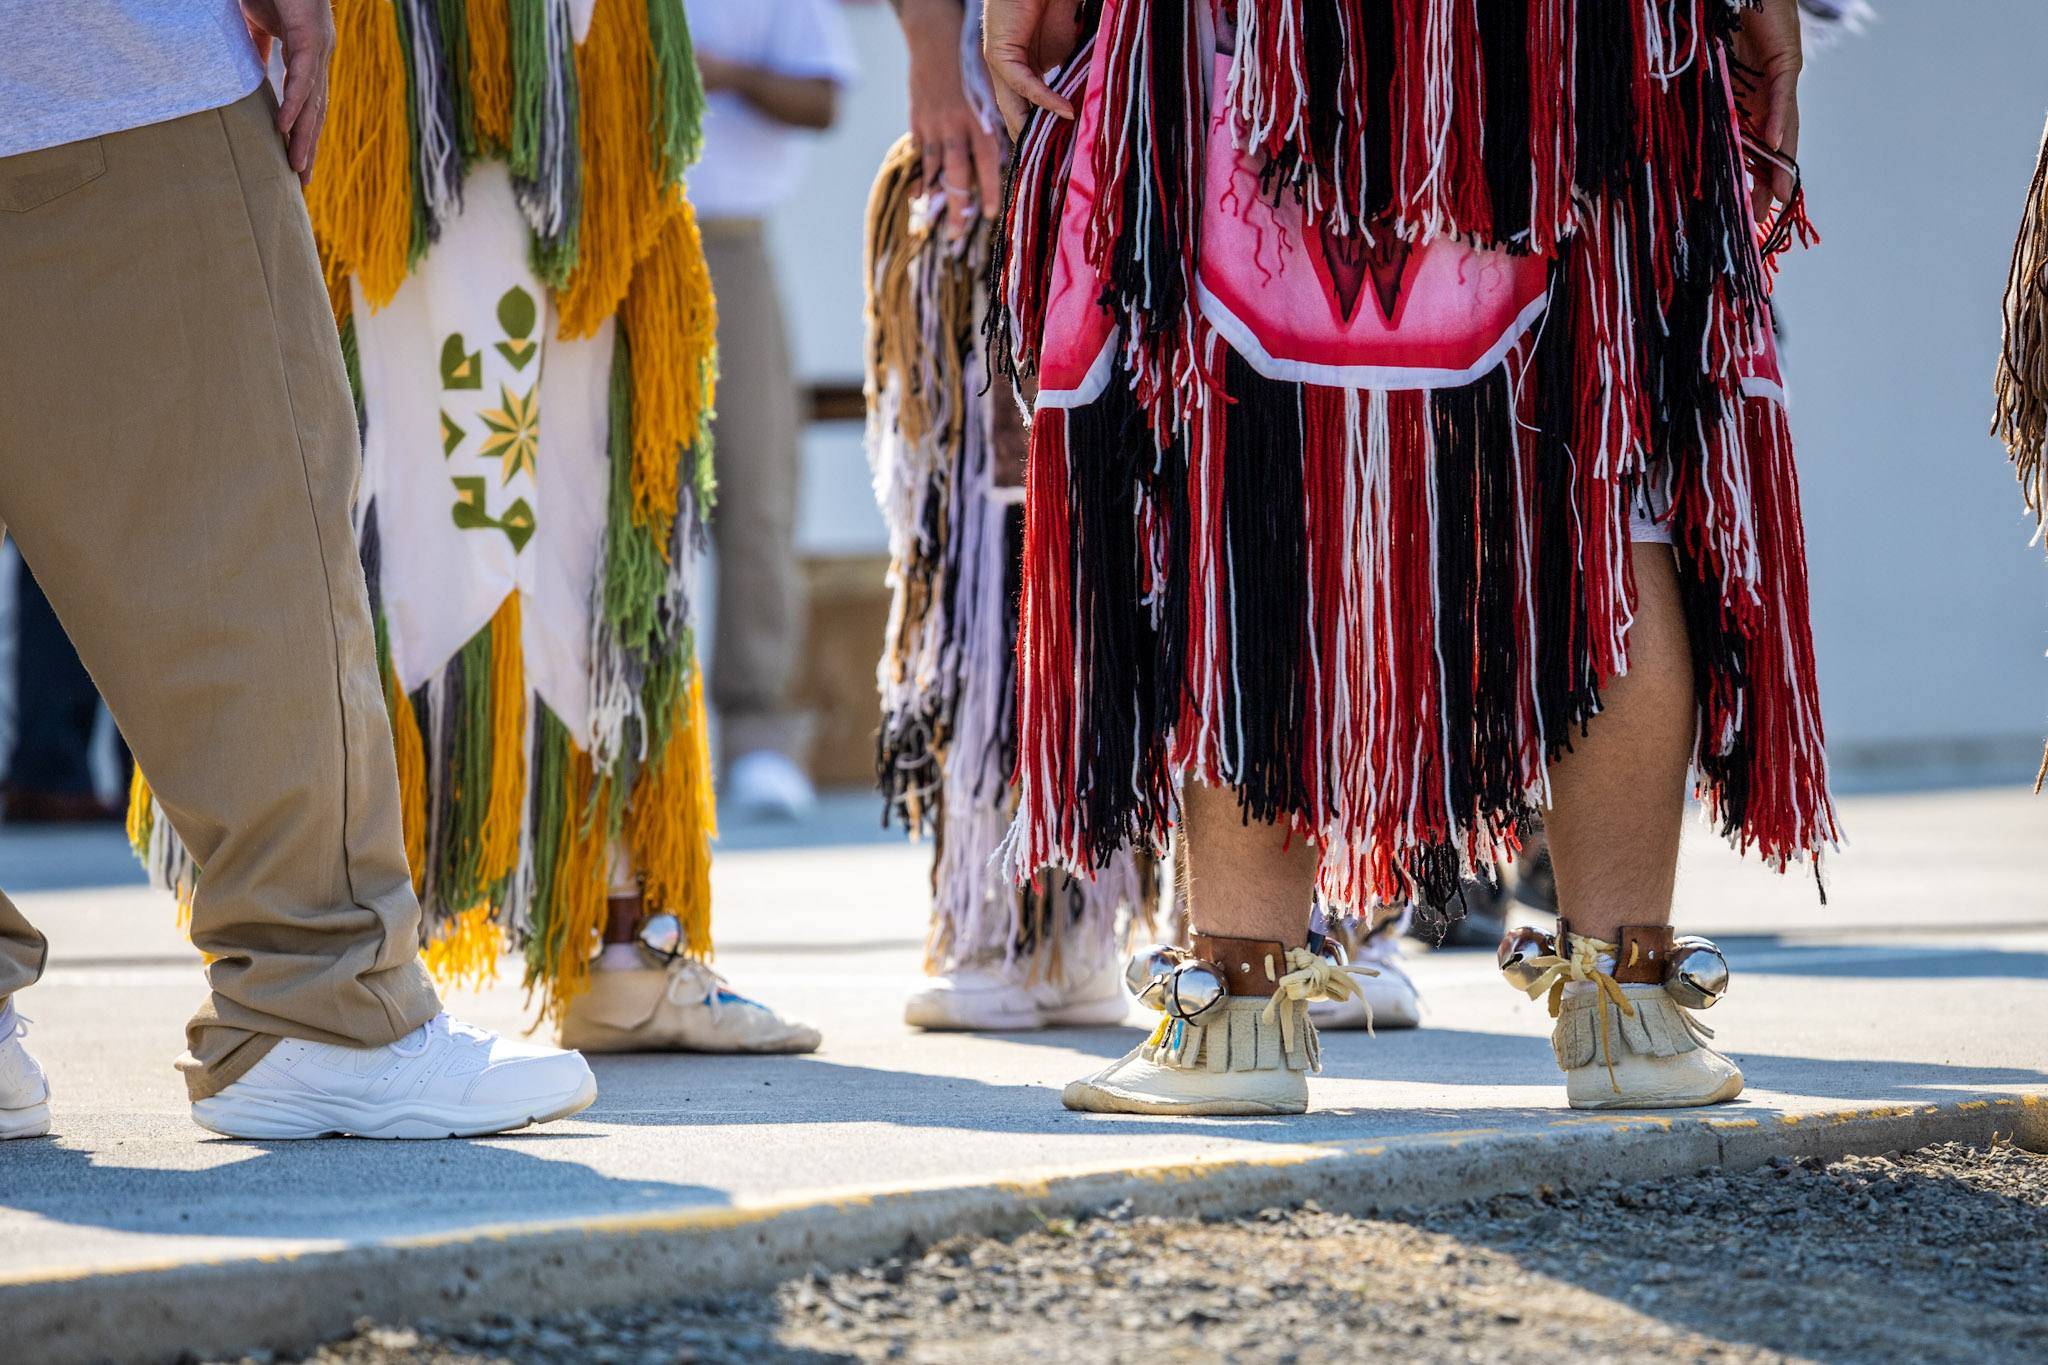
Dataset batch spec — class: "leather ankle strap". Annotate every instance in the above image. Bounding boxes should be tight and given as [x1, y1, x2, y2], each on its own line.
[1615, 925, 1676, 984]
[1189, 934, 1289, 997]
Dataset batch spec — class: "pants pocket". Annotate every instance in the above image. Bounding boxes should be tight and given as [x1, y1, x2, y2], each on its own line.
[0, 138, 107, 213]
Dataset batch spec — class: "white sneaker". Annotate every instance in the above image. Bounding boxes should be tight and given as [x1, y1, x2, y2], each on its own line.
[0, 1000, 50, 1140]
[191, 1013, 597, 1139]
[905, 952, 1131, 1031]
[559, 958, 823, 1054]
[725, 750, 818, 821]
[1308, 924, 1423, 1031]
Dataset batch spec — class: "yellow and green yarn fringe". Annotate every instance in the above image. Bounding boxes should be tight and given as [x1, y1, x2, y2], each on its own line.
[312, 0, 704, 314]
[515, 677, 715, 1026]
[131, 0, 719, 1019]
[365, 574, 716, 1017]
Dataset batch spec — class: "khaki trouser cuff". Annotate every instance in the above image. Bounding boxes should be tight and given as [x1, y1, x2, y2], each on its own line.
[177, 1032, 282, 1102]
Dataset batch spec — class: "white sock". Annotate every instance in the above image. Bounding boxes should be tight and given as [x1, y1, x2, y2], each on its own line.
[596, 943, 643, 971]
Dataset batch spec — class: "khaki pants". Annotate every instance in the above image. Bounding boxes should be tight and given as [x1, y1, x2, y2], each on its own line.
[0, 91, 439, 1099]
[701, 219, 810, 766]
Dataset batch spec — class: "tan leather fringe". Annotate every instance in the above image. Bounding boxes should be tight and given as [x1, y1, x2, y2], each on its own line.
[865, 136, 927, 448]
[1993, 111, 2048, 787]
[1995, 111, 2048, 542]
[863, 134, 973, 467]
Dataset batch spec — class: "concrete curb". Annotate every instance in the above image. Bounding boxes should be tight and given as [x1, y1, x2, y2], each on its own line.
[12, 1094, 2043, 1365]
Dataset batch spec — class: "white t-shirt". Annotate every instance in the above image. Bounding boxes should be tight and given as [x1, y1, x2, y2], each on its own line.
[0, 0, 264, 158]
[683, 0, 859, 220]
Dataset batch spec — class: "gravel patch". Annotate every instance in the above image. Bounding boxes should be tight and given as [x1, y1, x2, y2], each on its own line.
[206, 1141, 2048, 1365]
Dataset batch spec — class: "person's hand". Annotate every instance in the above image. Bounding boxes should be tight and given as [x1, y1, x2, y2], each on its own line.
[1730, 0, 1802, 226]
[899, 0, 1005, 238]
[242, 0, 335, 187]
[983, 0, 1081, 138]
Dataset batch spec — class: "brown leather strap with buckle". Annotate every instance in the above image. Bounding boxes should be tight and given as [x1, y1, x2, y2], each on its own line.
[1614, 924, 1676, 984]
[1189, 934, 1289, 997]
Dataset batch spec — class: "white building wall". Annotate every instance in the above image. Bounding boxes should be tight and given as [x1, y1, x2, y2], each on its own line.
[1778, 0, 2048, 783]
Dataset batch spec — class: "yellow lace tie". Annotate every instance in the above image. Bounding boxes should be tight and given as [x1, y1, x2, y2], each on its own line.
[1261, 947, 1383, 1037]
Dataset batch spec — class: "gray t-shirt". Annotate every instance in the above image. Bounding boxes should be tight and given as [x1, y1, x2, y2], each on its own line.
[0, 0, 264, 158]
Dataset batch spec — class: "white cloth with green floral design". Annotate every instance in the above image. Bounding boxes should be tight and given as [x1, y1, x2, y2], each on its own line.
[353, 164, 610, 742]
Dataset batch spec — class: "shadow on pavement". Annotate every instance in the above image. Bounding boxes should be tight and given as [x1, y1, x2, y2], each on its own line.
[1733, 942, 2048, 982]
[0, 1135, 731, 1251]
[578, 1038, 2048, 1140]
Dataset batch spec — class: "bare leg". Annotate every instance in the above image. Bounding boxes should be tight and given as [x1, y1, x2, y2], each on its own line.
[1541, 544, 1696, 945]
[1180, 783, 1318, 946]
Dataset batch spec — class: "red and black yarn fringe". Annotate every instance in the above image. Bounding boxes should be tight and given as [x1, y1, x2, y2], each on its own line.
[993, 0, 1837, 912]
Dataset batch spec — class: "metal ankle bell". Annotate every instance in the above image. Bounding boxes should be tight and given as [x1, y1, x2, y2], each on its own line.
[1665, 935, 1730, 1009]
[1497, 926, 1557, 993]
[636, 912, 686, 966]
[1125, 944, 1186, 1011]
[1161, 960, 1230, 1025]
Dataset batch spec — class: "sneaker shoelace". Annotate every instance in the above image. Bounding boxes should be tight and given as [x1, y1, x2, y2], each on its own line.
[1, 1006, 29, 1043]
[442, 1014, 498, 1045]
[386, 1012, 492, 1059]
[388, 1020, 433, 1059]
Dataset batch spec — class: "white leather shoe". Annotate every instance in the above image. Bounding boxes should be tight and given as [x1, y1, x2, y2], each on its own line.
[725, 750, 818, 821]
[0, 1000, 51, 1140]
[1062, 997, 1315, 1115]
[559, 958, 822, 1054]
[1556, 981, 1744, 1110]
[905, 953, 1131, 1031]
[1308, 924, 1422, 1031]
[191, 1013, 596, 1140]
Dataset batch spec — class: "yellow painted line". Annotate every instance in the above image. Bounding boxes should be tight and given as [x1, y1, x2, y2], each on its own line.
[6, 1093, 2040, 1292]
